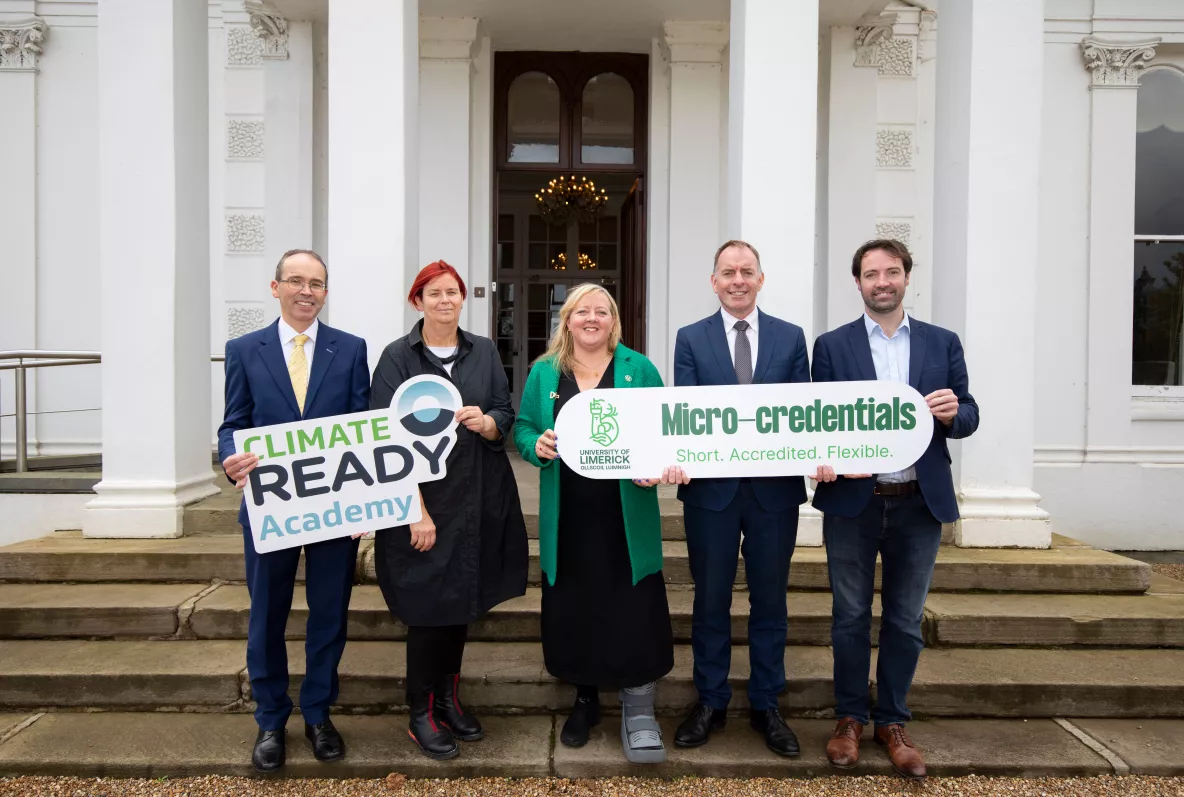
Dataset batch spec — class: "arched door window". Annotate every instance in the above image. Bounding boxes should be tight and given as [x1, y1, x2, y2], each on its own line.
[579, 72, 635, 165]
[507, 71, 562, 164]
[1132, 68, 1184, 385]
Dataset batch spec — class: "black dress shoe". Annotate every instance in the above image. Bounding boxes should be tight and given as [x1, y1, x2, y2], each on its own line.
[435, 673, 484, 741]
[559, 695, 602, 748]
[674, 704, 727, 748]
[252, 728, 286, 773]
[750, 707, 800, 757]
[305, 718, 345, 761]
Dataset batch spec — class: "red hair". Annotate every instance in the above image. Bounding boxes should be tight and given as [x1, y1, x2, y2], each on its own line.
[408, 260, 467, 307]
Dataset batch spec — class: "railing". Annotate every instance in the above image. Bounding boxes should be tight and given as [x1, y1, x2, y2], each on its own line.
[0, 350, 226, 474]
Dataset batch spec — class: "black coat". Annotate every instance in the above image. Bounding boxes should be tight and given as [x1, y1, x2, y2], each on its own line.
[370, 321, 528, 626]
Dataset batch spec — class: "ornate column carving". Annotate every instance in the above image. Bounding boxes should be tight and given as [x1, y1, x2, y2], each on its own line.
[854, 15, 895, 68]
[1080, 36, 1161, 88]
[0, 17, 47, 72]
[246, 1, 289, 60]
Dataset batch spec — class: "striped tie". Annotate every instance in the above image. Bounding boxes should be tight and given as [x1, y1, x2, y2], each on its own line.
[289, 334, 310, 414]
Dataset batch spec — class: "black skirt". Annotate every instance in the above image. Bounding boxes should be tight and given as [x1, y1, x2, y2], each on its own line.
[540, 365, 674, 688]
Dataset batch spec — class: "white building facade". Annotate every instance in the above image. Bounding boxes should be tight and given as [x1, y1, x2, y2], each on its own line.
[0, 0, 1181, 551]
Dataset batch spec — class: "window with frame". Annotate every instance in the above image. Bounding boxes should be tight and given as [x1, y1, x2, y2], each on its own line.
[1132, 67, 1184, 386]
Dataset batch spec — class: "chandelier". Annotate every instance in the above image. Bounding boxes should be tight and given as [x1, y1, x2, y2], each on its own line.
[535, 175, 608, 227]
[549, 252, 598, 271]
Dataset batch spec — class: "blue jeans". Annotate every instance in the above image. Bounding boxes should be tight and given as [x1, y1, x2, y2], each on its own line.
[823, 491, 941, 727]
[684, 482, 799, 710]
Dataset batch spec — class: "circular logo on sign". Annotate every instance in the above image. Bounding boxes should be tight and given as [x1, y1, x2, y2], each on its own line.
[396, 378, 458, 436]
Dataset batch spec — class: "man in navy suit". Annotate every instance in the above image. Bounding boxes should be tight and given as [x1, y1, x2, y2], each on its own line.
[671, 240, 810, 757]
[812, 239, 978, 781]
[218, 249, 370, 772]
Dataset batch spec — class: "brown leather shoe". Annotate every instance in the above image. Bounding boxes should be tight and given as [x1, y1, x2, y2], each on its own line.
[874, 724, 927, 781]
[826, 717, 864, 769]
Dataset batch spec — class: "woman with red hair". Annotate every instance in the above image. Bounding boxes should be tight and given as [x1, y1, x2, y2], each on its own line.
[369, 261, 528, 760]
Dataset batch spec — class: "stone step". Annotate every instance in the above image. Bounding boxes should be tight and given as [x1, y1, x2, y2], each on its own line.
[0, 711, 1159, 778]
[1, 639, 1183, 717]
[0, 534, 1152, 594]
[7, 582, 1184, 648]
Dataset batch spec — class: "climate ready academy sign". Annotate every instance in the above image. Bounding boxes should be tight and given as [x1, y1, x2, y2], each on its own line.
[233, 375, 462, 553]
[553, 380, 933, 479]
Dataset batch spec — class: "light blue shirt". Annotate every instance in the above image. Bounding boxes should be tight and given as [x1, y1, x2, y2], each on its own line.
[864, 312, 915, 483]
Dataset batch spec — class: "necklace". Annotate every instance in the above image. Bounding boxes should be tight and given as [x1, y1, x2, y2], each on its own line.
[573, 352, 611, 375]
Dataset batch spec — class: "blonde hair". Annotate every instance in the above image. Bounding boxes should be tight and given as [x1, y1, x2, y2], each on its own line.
[537, 283, 622, 375]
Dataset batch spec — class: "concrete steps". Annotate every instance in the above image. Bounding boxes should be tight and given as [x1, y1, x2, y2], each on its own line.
[0, 533, 1153, 593]
[2, 639, 1184, 717]
[7, 711, 1175, 778]
[5, 582, 1184, 648]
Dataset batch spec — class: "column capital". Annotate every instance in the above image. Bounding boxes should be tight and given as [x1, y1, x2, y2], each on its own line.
[0, 17, 47, 72]
[1080, 36, 1161, 88]
[854, 14, 896, 68]
[420, 17, 479, 62]
[246, 1, 288, 60]
[662, 21, 729, 65]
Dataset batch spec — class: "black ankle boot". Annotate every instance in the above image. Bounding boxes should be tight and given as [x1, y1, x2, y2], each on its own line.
[407, 687, 459, 760]
[435, 673, 483, 741]
[560, 694, 601, 748]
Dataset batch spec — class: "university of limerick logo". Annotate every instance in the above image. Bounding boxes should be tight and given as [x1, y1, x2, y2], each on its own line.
[588, 398, 620, 447]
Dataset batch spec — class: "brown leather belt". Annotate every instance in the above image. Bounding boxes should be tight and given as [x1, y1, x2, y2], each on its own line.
[873, 480, 918, 497]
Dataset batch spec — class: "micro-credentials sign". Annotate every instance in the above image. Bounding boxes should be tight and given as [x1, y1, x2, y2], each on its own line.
[553, 381, 933, 479]
[233, 376, 462, 553]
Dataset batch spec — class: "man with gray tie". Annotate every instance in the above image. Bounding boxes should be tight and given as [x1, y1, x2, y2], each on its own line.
[670, 240, 811, 756]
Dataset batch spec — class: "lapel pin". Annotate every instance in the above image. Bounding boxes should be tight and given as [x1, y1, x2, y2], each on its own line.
[549, 391, 560, 400]
[625, 375, 632, 383]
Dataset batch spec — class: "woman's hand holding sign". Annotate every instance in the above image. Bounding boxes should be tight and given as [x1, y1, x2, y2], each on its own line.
[536, 429, 559, 461]
[813, 465, 871, 483]
[632, 465, 691, 489]
[222, 451, 260, 490]
[456, 405, 501, 441]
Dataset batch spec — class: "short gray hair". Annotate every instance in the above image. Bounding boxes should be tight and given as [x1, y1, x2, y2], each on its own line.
[275, 249, 328, 282]
[713, 239, 761, 273]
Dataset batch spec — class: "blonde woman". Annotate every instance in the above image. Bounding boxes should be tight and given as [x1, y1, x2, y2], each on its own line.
[514, 283, 687, 764]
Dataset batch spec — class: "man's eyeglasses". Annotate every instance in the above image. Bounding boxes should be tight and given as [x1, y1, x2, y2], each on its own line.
[278, 278, 327, 293]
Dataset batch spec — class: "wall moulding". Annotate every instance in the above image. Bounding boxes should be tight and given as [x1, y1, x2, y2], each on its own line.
[226, 213, 265, 253]
[227, 118, 264, 159]
[854, 16, 895, 68]
[1034, 445, 1184, 465]
[876, 126, 914, 169]
[227, 304, 266, 339]
[876, 219, 913, 245]
[0, 17, 47, 71]
[227, 25, 262, 66]
[420, 17, 479, 61]
[662, 21, 729, 64]
[246, 1, 288, 60]
[1080, 36, 1162, 87]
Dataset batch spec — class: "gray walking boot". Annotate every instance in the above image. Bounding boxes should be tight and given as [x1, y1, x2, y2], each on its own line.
[619, 682, 666, 764]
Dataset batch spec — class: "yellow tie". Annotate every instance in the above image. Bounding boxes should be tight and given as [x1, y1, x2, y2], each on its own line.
[289, 334, 310, 414]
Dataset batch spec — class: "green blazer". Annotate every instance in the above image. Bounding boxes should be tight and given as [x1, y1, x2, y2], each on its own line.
[513, 344, 665, 587]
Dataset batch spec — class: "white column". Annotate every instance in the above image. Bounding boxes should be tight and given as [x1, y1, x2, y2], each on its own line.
[85, 0, 217, 538]
[419, 18, 478, 327]
[662, 21, 728, 337]
[1080, 37, 1161, 448]
[825, 21, 882, 330]
[328, 0, 417, 367]
[251, 5, 314, 271]
[0, 17, 46, 458]
[932, 0, 1049, 547]
[467, 35, 493, 338]
[727, 0, 819, 341]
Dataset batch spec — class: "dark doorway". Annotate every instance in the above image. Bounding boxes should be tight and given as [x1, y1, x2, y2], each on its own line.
[491, 52, 649, 405]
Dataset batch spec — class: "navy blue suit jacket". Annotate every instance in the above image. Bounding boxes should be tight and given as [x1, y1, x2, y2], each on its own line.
[216, 319, 371, 526]
[673, 309, 811, 512]
[810, 316, 978, 523]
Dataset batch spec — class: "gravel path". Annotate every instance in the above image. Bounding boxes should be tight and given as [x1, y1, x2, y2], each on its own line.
[1152, 563, 1184, 582]
[2, 776, 1183, 797]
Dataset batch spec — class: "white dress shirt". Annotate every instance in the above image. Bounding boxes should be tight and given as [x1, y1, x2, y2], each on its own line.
[864, 312, 915, 483]
[278, 317, 318, 379]
[720, 306, 759, 370]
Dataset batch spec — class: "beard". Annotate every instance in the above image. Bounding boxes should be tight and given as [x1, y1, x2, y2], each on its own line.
[863, 288, 901, 314]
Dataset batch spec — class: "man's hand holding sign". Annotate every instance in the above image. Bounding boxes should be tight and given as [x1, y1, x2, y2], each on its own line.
[232, 375, 464, 554]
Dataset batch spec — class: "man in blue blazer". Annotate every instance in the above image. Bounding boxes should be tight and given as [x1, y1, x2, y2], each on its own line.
[217, 249, 370, 772]
[671, 240, 810, 757]
[812, 239, 978, 781]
